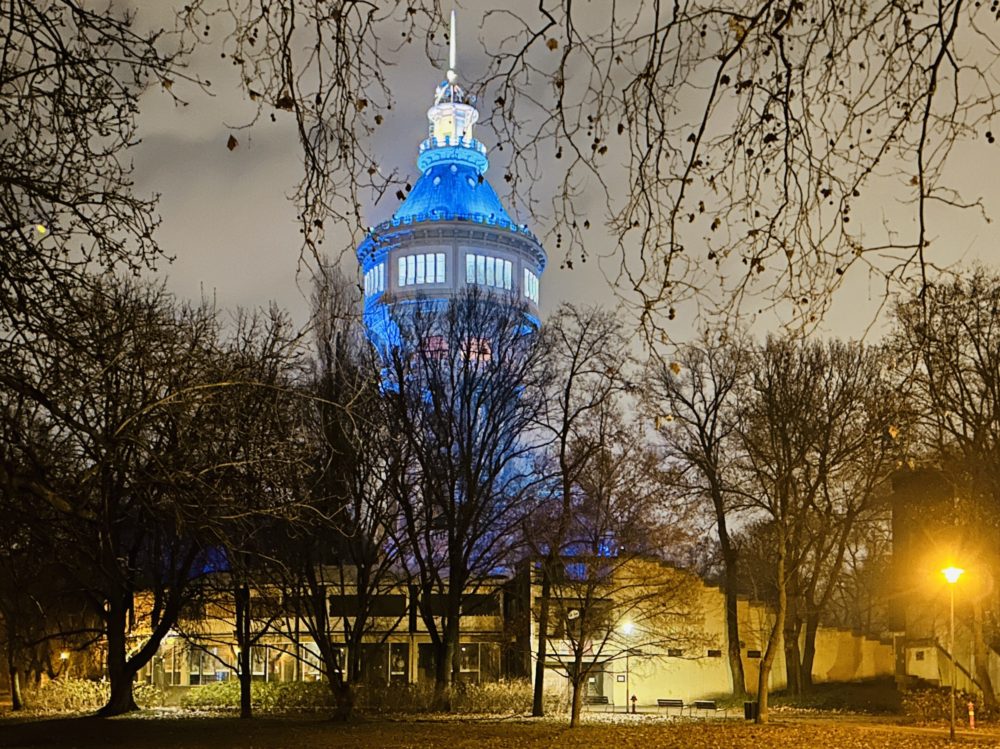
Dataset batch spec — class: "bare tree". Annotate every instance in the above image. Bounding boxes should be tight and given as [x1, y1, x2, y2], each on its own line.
[0, 278, 306, 715]
[825, 517, 894, 636]
[536, 405, 700, 727]
[482, 1, 999, 330]
[0, 1, 200, 326]
[173, 1, 1000, 331]
[734, 335, 898, 721]
[527, 304, 629, 716]
[180, 1, 443, 267]
[645, 330, 750, 698]
[271, 267, 405, 720]
[891, 267, 1000, 709]
[381, 288, 544, 710]
[189, 308, 309, 720]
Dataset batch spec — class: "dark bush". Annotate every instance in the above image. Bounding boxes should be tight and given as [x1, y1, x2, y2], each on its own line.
[178, 680, 334, 711]
[23, 678, 165, 712]
[900, 685, 992, 724]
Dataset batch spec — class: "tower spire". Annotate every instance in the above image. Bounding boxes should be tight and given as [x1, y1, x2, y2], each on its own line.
[448, 10, 457, 80]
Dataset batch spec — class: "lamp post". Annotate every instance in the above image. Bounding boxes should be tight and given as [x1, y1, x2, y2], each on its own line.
[622, 622, 634, 714]
[942, 566, 965, 742]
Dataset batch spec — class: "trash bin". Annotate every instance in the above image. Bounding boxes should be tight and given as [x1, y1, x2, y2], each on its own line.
[744, 701, 759, 721]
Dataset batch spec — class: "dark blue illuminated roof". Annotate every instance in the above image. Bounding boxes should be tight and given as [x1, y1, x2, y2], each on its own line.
[392, 157, 514, 228]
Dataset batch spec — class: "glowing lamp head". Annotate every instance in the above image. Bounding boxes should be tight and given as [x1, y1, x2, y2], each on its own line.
[59, 651, 69, 661]
[942, 566, 965, 585]
[35, 224, 47, 235]
[621, 621, 635, 636]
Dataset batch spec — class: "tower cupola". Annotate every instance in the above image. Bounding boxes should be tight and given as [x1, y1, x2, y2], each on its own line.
[357, 10, 547, 353]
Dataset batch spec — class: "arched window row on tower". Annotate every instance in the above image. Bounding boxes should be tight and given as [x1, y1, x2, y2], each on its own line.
[465, 254, 513, 291]
[524, 269, 539, 304]
[398, 252, 447, 287]
[364, 263, 385, 297]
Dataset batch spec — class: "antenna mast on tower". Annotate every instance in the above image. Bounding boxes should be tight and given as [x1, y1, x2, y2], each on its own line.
[447, 10, 457, 82]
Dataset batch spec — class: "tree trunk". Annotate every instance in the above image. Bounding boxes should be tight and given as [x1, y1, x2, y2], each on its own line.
[4, 619, 23, 712]
[756, 549, 785, 724]
[9, 665, 23, 712]
[235, 583, 253, 720]
[432, 638, 453, 711]
[723, 569, 747, 699]
[98, 596, 139, 716]
[348, 634, 363, 684]
[800, 612, 820, 691]
[973, 600, 998, 709]
[239, 646, 252, 719]
[569, 666, 584, 727]
[318, 637, 352, 721]
[532, 569, 552, 716]
[718, 501, 747, 699]
[784, 615, 802, 697]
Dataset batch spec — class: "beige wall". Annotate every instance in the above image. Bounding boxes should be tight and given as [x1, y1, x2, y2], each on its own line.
[536, 577, 894, 706]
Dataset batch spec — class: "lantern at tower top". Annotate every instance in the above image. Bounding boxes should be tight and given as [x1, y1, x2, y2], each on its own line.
[422, 10, 487, 174]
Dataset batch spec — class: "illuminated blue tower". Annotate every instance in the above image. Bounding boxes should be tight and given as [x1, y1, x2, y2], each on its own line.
[357, 12, 546, 352]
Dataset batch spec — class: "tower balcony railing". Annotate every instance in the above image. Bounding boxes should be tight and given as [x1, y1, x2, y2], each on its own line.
[419, 135, 488, 155]
[362, 211, 538, 240]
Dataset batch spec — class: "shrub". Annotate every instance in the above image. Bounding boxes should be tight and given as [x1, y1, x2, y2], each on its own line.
[452, 680, 567, 715]
[134, 683, 168, 709]
[175, 678, 566, 716]
[23, 678, 108, 712]
[769, 677, 902, 714]
[353, 679, 566, 715]
[178, 679, 334, 711]
[22, 678, 167, 713]
[900, 685, 991, 724]
[352, 682, 433, 714]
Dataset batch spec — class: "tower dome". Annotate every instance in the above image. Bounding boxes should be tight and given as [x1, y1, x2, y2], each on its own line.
[357, 11, 546, 353]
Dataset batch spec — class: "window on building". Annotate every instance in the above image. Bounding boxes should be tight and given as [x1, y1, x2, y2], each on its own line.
[361, 643, 388, 684]
[460, 643, 481, 680]
[300, 643, 323, 681]
[464, 337, 491, 362]
[746, 649, 762, 659]
[465, 254, 512, 290]
[667, 648, 683, 658]
[707, 649, 723, 658]
[189, 647, 212, 685]
[523, 268, 539, 304]
[389, 642, 409, 684]
[398, 253, 446, 287]
[163, 643, 181, 686]
[251, 646, 268, 680]
[424, 335, 449, 359]
[363, 263, 385, 296]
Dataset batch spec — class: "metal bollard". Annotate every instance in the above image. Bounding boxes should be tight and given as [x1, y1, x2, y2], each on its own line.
[631, 694, 637, 714]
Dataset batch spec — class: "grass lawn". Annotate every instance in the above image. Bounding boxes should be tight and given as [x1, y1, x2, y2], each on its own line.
[1, 715, 999, 749]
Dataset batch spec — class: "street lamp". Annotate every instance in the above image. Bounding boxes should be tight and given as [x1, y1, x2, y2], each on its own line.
[942, 566, 964, 742]
[621, 622, 634, 714]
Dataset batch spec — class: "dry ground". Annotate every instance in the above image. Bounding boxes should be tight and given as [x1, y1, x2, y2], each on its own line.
[2, 715, 1000, 749]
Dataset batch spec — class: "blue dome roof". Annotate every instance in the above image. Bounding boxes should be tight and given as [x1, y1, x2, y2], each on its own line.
[392, 155, 514, 227]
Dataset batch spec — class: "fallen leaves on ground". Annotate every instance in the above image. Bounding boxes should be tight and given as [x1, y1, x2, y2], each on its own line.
[0, 714, 998, 749]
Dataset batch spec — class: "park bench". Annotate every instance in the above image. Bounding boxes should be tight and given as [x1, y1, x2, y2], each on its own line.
[690, 699, 729, 717]
[656, 698, 686, 714]
[583, 694, 612, 711]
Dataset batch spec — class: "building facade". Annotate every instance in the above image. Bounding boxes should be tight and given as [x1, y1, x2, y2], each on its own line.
[133, 563, 893, 708]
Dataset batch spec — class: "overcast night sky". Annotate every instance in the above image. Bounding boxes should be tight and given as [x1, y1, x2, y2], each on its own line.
[131, 1, 1000, 341]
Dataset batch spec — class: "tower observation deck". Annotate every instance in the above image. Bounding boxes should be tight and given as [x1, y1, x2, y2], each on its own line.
[356, 12, 547, 353]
